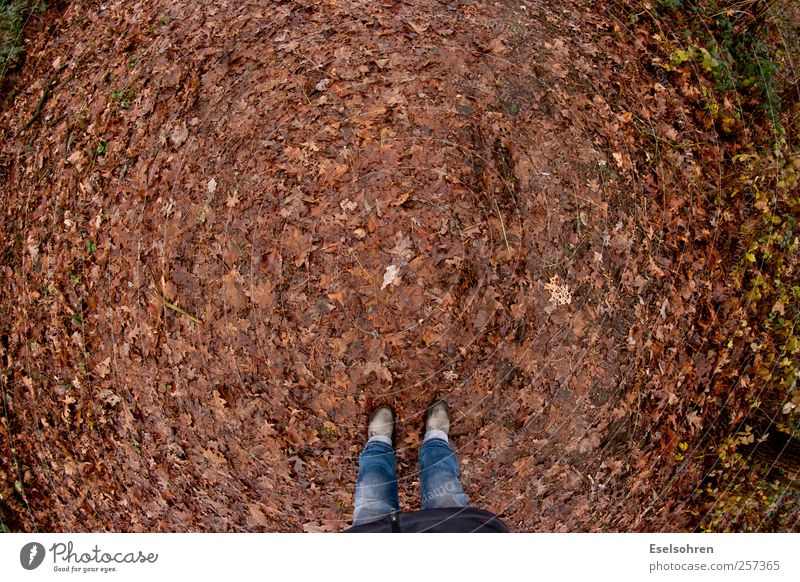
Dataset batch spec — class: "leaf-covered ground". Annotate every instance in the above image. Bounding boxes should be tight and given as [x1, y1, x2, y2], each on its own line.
[1, 0, 796, 531]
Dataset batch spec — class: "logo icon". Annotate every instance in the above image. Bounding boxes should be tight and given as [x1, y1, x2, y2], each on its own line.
[20, 542, 46, 570]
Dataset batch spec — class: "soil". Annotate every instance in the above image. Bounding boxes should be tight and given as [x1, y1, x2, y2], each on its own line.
[0, 0, 783, 531]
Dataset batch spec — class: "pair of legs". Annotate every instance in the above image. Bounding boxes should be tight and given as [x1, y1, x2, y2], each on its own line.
[352, 410, 469, 527]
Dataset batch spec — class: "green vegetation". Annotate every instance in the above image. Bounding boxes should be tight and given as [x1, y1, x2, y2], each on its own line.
[697, 434, 791, 531]
[646, 0, 795, 131]
[110, 85, 137, 109]
[0, 0, 46, 77]
[632, 0, 800, 530]
[1, 0, 29, 75]
[317, 422, 340, 441]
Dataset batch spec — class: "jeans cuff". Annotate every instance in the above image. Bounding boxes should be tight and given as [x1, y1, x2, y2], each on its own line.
[366, 434, 392, 447]
[423, 429, 449, 444]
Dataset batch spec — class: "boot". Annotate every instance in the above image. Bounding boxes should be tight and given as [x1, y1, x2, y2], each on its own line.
[425, 401, 450, 438]
[368, 405, 395, 443]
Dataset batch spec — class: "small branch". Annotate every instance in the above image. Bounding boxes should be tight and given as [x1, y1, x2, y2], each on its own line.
[22, 65, 67, 133]
[492, 195, 512, 257]
[149, 291, 203, 324]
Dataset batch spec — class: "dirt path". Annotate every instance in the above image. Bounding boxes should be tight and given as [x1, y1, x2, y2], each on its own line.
[1, 0, 705, 531]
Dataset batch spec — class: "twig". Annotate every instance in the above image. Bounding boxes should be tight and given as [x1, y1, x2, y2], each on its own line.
[149, 291, 203, 324]
[22, 65, 67, 133]
[633, 115, 701, 150]
[492, 194, 513, 257]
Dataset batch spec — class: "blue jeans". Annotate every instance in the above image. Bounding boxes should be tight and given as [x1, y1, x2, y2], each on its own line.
[352, 434, 469, 526]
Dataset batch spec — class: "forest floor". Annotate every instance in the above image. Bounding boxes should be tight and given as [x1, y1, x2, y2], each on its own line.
[1, 0, 798, 532]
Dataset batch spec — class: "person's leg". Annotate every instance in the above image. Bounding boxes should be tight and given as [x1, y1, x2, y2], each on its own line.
[352, 438, 399, 525]
[418, 402, 469, 509]
[352, 407, 400, 526]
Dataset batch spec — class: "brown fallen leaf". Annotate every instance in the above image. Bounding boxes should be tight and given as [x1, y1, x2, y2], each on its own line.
[390, 190, 412, 206]
[363, 361, 392, 383]
[381, 264, 401, 289]
[170, 121, 189, 147]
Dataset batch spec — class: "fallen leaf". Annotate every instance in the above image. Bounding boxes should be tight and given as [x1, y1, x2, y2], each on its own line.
[686, 410, 702, 431]
[95, 357, 112, 379]
[67, 150, 85, 171]
[381, 264, 401, 289]
[391, 190, 412, 207]
[170, 121, 188, 147]
[544, 275, 572, 306]
[363, 361, 392, 383]
[407, 21, 428, 34]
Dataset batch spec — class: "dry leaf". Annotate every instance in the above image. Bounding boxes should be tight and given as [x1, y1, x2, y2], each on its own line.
[364, 361, 392, 382]
[381, 264, 401, 289]
[95, 357, 112, 379]
[544, 275, 572, 306]
[391, 190, 411, 206]
[686, 411, 702, 431]
[170, 121, 189, 147]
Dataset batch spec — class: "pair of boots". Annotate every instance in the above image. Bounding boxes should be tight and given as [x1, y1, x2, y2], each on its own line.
[368, 401, 450, 442]
[352, 400, 467, 527]
[351, 400, 510, 531]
